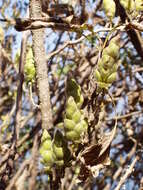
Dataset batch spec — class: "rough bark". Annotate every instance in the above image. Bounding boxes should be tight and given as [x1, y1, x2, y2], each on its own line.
[29, 0, 53, 129]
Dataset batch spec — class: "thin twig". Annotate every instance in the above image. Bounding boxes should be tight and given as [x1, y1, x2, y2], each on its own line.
[103, 140, 137, 190]
[129, 21, 143, 32]
[106, 111, 142, 121]
[114, 156, 139, 190]
[28, 135, 38, 190]
[68, 174, 77, 190]
[14, 31, 29, 142]
[46, 26, 125, 60]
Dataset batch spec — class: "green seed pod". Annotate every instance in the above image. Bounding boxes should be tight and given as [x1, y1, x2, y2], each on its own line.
[103, 42, 119, 59]
[44, 166, 52, 172]
[41, 150, 55, 166]
[102, 54, 115, 69]
[39, 147, 45, 156]
[98, 65, 109, 81]
[56, 122, 64, 129]
[97, 81, 110, 89]
[109, 64, 118, 74]
[94, 69, 102, 82]
[24, 48, 36, 83]
[94, 38, 120, 89]
[120, 0, 128, 10]
[25, 65, 36, 82]
[53, 144, 64, 160]
[74, 123, 83, 134]
[41, 129, 51, 143]
[65, 78, 88, 143]
[103, 0, 116, 19]
[120, 0, 135, 12]
[65, 131, 80, 141]
[66, 96, 77, 119]
[135, 0, 143, 11]
[42, 140, 52, 150]
[75, 120, 87, 134]
[64, 118, 75, 131]
[107, 72, 117, 83]
[55, 160, 64, 167]
[102, 54, 111, 65]
[107, 58, 117, 68]
[72, 109, 81, 123]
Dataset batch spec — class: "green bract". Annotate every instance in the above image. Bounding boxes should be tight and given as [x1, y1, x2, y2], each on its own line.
[66, 78, 84, 109]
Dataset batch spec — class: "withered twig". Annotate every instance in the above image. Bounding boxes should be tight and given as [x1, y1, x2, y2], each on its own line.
[114, 156, 139, 190]
[106, 111, 142, 121]
[103, 140, 137, 190]
[14, 31, 29, 142]
[28, 135, 39, 190]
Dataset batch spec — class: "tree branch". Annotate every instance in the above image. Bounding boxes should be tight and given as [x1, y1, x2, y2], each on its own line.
[29, 0, 53, 129]
[14, 31, 29, 142]
[114, 156, 139, 190]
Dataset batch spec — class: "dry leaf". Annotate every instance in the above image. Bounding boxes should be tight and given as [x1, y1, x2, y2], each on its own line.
[79, 125, 116, 180]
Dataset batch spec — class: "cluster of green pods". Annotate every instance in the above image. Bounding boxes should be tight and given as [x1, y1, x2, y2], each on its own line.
[103, 0, 143, 20]
[24, 48, 36, 83]
[120, 0, 143, 12]
[94, 39, 120, 89]
[40, 129, 70, 171]
[39, 79, 87, 170]
[64, 79, 88, 142]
